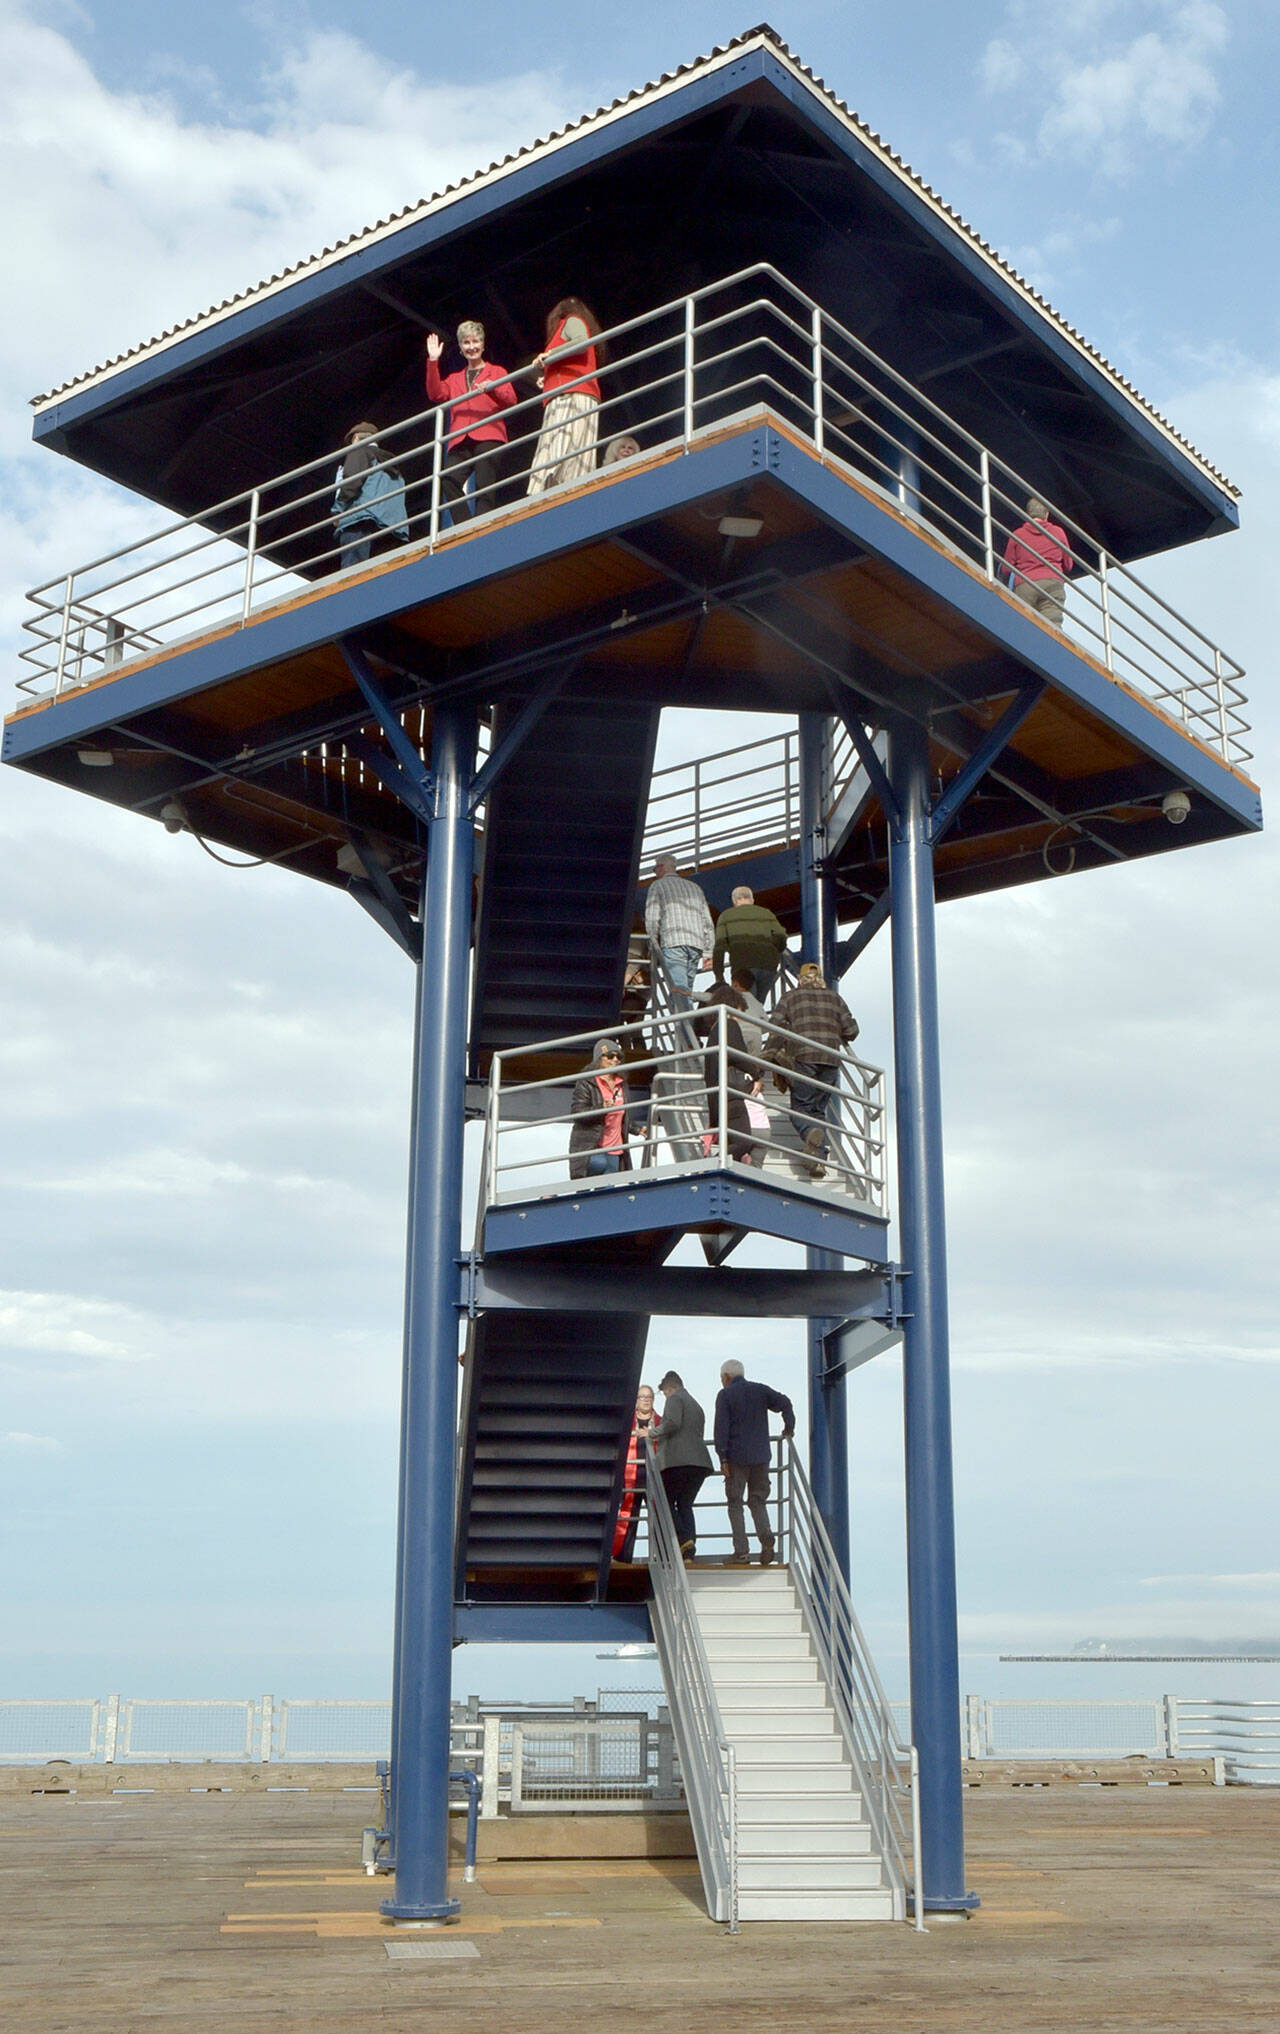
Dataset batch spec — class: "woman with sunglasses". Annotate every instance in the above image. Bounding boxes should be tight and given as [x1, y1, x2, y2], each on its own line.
[567, 1037, 640, 1179]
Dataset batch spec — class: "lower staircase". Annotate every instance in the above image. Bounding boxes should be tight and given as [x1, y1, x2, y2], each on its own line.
[688, 1568, 900, 1920]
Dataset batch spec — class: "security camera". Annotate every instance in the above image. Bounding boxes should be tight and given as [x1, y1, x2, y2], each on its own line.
[160, 800, 188, 835]
[1161, 789, 1191, 826]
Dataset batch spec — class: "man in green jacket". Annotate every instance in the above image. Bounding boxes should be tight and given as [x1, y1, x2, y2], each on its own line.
[713, 886, 788, 1003]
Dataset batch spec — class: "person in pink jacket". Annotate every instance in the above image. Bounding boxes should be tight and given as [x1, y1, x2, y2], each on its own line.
[424, 321, 516, 521]
[1002, 494, 1074, 628]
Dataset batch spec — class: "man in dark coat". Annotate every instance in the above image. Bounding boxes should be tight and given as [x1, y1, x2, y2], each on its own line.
[654, 1370, 714, 1559]
[713, 1359, 795, 1565]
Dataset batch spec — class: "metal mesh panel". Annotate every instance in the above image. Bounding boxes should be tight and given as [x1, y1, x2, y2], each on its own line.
[120, 1701, 254, 1761]
[512, 1717, 681, 1811]
[0, 1701, 97, 1761]
[985, 1700, 1164, 1757]
[275, 1702, 391, 1761]
[595, 1688, 666, 1716]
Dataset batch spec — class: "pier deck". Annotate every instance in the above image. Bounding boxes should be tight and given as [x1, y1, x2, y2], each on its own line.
[3, 1782, 1277, 2032]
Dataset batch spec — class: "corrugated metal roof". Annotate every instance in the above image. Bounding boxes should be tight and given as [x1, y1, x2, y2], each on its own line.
[29, 23, 1237, 500]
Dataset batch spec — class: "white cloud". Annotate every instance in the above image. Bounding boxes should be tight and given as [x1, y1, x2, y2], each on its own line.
[0, 1289, 151, 1363]
[0, 1429, 61, 1450]
[978, 1, 1229, 175]
[1140, 1572, 1280, 1589]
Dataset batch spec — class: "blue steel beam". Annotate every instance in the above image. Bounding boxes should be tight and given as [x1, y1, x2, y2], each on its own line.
[345, 732, 434, 828]
[836, 890, 890, 976]
[454, 1603, 653, 1644]
[468, 667, 571, 815]
[347, 877, 421, 962]
[930, 681, 1046, 845]
[382, 700, 476, 1924]
[886, 712, 975, 1913]
[481, 1171, 892, 1265]
[799, 712, 850, 1577]
[464, 1260, 900, 1319]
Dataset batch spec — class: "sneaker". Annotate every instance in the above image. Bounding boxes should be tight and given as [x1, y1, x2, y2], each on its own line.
[724, 1552, 751, 1566]
[804, 1126, 826, 1155]
[759, 1544, 777, 1567]
[678, 1539, 696, 1558]
[805, 1160, 827, 1180]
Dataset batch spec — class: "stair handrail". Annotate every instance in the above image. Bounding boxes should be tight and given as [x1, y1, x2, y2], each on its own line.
[642, 1434, 739, 1931]
[783, 1438, 926, 1929]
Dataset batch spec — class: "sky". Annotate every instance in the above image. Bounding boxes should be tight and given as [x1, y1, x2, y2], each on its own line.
[1, 0, 1277, 1713]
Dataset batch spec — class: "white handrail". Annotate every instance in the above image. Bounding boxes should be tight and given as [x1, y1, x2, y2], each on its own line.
[643, 1434, 738, 1930]
[16, 262, 1249, 770]
[783, 1438, 925, 1928]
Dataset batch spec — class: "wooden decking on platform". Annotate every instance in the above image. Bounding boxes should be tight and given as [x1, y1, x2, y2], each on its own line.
[2, 1783, 1278, 2030]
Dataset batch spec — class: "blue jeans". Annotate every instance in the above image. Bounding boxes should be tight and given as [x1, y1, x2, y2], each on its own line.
[661, 945, 701, 1005]
[789, 1059, 838, 1155]
[585, 1151, 622, 1176]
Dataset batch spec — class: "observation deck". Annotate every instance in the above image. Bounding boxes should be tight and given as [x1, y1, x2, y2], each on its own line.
[5, 265, 1258, 924]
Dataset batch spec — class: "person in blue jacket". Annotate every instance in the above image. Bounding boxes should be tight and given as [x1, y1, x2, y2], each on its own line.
[713, 1358, 795, 1566]
[331, 422, 410, 569]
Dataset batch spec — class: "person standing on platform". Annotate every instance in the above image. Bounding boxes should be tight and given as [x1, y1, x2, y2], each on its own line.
[1002, 494, 1074, 628]
[615, 1383, 660, 1561]
[713, 1359, 795, 1566]
[654, 1371, 714, 1561]
[424, 323, 516, 521]
[568, 1038, 640, 1178]
[644, 854, 715, 1007]
[331, 424, 410, 569]
[768, 961, 859, 1180]
[526, 297, 603, 494]
[713, 886, 788, 1002]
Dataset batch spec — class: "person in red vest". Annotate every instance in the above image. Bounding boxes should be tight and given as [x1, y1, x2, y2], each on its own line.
[1002, 494, 1074, 628]
[424, 321, 516, 522]
[526, 297, 604, 495]
[614, 1383, 659, 1561]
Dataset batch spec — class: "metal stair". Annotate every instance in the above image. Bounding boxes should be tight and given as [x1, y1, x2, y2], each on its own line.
[688, 1568, 900, 1919]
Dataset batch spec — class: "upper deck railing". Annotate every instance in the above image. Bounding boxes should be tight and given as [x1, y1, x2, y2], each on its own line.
[16, 266, 1249, 768]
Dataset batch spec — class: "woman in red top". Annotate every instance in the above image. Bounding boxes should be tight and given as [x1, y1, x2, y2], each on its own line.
[526, 297, 603, 496]
[424, 320, 516, 521]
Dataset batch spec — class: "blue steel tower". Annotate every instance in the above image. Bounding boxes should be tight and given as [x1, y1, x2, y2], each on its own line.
[6, 27, 1257, 1925]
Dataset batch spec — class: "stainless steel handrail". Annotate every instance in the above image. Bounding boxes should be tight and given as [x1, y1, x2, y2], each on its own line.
[483, 1002, 887, 1211]
[643, 1433, 738, 1930]
[783, 1439, 925, 1929]
[16, 263, 1248, 769]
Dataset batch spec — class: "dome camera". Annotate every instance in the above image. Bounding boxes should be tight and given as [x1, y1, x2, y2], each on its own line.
[160, 800, 189, 835]
[1161, 789, 1191, 826]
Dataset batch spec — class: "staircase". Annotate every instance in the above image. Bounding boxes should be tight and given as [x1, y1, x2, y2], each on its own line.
[688, 1568, 900, 1920]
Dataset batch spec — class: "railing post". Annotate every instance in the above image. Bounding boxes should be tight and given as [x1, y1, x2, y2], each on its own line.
[692, 759, 702, 868]
[486, 1055, 502, 1206]
[716, 1003, 728, 1165]
[683, 294, 696, 447]
[811, 304, 825, 455]
[55, 574, 75, 696]
[480, 1714, 501, 1817]
[429, 407, 444, 547]
[258, 1695, 276, 1763]
[1214, 647, 1230, 759]
[979, 451, 995, 580]
[242, 489, 260, 623]
[1164, 1693, 1181, 1758]
[101, 1692, 121, 1765]
[1098, 551, 1115, 673]
[964, 1693, 983, 1760]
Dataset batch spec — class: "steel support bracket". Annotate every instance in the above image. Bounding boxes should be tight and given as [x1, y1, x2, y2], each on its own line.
[929, 680, 1045, 846]
[458, 1252, 480, 1319]
[341, 639, 438, 817]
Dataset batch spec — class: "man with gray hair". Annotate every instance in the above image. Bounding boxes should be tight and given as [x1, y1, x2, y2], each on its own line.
[644, 854, 715, 1007]
[713, 1359, 795, 1566]
[425, 321, 517, 521]
[1002, 493, 1073, 628]
[713, 884, 788, 1002]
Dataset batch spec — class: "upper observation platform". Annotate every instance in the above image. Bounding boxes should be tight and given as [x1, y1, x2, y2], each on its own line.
[6, 27, 1257, 911]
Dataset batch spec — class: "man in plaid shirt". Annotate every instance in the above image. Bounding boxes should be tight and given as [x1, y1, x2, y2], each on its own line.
[644, 855, 715, 1007]
[768, 962, 859, 1178]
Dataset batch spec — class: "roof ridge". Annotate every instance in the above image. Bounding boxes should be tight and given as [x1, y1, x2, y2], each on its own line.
[28, 22, 1236, 500]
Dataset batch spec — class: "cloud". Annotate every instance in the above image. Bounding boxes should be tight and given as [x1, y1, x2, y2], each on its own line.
[1139, 1572, 1280, 1590]
[978, 1, 1229, 175]
[0, 1429, 61, 1451]
[0, 1290, 150, 1363]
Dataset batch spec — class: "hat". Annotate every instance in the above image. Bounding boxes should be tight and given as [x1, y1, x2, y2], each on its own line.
[591, 1037, 624, 1065]
[798, 961, 824, 982]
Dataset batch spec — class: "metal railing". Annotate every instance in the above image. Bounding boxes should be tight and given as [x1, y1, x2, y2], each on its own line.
[644, 1435, 739, 1929]
[482, 1002, 887, 1212]
[782, 1439, 924, 1928]
[17, 266, 1248, 767]
[509, 1714, 682, 1812]
[642, 722, 858, 875]
[1167, 1700, 1280, 1784]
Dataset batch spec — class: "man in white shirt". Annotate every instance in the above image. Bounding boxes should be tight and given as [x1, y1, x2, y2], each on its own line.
[644, 854, 714, 1008]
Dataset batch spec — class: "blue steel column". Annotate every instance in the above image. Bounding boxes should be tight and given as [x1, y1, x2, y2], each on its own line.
[382, 701, 476, 1922]
[886, 712, 973, 1911]
[798, 714, 849, 1576]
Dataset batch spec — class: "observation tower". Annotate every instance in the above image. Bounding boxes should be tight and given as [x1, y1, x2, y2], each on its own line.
[6, 26, 1257, 1927]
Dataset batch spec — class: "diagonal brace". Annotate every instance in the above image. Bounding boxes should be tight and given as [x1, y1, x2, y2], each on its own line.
[830, 697, 900, 827]
[468, 667, 571, 815]
[347, 732, 435, 827]
[341, 639, 438, 813]
[930, 681, 1045, 845]
[343, 832, 422, 962]
[836, 888, 891, 976]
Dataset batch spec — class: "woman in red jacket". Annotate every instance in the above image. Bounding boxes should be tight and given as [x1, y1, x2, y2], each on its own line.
[424, 321, 516, 521]
[526, 297, 603, 496]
